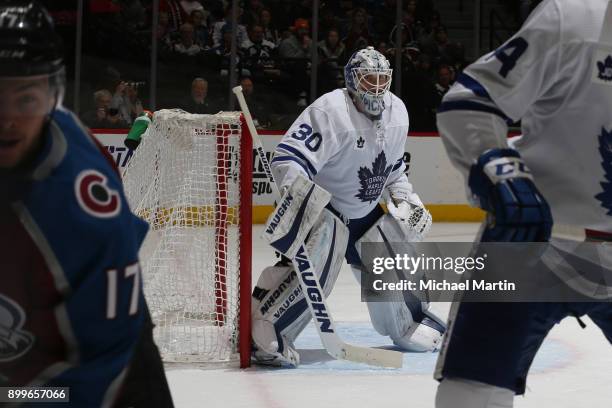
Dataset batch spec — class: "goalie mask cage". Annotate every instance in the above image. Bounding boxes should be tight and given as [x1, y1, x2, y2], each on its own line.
[122, 110, 252, 368]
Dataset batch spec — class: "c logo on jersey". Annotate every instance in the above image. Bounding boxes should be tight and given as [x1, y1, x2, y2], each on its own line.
[0, 294, 34, 362]
[75, 170, 121, 218]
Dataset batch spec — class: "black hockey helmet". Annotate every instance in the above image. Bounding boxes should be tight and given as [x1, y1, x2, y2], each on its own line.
[0, 0, 64, 77]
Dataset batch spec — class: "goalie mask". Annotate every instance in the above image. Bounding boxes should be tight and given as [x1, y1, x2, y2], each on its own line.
[344, 46, 392, 119]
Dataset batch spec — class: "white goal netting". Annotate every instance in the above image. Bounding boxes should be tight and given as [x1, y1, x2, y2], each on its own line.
[122, 109, 248, 365]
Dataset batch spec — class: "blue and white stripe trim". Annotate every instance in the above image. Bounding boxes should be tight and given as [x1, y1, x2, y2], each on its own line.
[275, 143, 318, 176]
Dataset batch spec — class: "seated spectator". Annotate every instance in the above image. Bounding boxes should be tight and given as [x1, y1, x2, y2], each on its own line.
[318, 28, 346, 61]
[190, 9, 210, 47]
[342, 7, 372, 53]
[112, 81, 144, 125]
[180, 77, 219, 114]
[434, 64, 453, 102]
[212, 24, 249, 77]
[259, 8, 280, 45]
[240, 77, 270, 128]
[211, 4, 248, 48]
[242, 23, 277, 79]
[318, 7, 341, 40]
[420, 25, 465, 66]
[157, 11, 175, 43]
[389, 13, 423, 48]
[318, 28, 346, 93]
[174, 22, 203, 55]
[278, 18, 312, 107]
[423, 10, 442, 36]
[81, 89, 129, 129]
[278, 18, 311, 60]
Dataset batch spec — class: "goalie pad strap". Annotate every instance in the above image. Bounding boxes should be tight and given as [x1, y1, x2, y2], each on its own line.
[262, 174, 331, 259]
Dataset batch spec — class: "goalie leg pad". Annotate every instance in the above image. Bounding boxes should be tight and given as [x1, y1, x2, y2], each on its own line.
[351, 265, 445, 351]
[251, 264, 302, 366]
[252, 209, 349, 366]
[262, 174, 331, 259]
[353, 214, 447, 352]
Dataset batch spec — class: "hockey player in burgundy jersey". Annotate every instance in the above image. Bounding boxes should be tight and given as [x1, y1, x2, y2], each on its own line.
[0, 2, 173, 406]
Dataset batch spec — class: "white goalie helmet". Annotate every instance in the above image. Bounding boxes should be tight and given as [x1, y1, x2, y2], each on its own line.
[344, 46, 393, 119]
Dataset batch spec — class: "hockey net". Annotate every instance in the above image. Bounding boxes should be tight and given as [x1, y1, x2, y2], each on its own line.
[122, 109, 252, 367]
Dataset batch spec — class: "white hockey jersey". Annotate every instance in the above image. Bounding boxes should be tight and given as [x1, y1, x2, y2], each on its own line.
[437, 0, 612, 231]
[271, 88, 421, 219]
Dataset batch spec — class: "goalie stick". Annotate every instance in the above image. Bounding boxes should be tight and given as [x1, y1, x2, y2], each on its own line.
[233, 86, 403, 369]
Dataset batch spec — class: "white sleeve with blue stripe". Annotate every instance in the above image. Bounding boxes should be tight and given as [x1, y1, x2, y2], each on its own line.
[385, 170, 423, 207]
[271, 106, 338, 190]
[437, 0, 562, 178]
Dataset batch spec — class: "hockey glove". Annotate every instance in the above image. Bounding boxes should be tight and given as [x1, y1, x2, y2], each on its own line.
[387, 199, 432, 239]
[469, 148, 552, 242]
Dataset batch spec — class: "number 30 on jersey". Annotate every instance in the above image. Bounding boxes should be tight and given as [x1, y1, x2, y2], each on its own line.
[291, 123, 322, 152]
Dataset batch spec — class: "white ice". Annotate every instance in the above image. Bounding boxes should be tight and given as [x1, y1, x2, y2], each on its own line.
[166, 223, 612, 408]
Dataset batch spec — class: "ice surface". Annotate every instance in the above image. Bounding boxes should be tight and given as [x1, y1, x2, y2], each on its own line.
[165, 223, 612, 408]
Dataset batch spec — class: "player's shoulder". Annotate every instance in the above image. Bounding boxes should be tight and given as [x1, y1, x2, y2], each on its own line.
[26, 108, 147, 267]
[309, 89, 351, 113]
[306, 89, 353, 131]
[525, 0, 607, 43]
[556, 0, 609, 43]
[42, 108, 125, 218]
[387, 91, 409, 123]
[52, 107, 117, 172]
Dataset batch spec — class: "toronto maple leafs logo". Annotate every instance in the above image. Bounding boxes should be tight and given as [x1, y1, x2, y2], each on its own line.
[355, 151, 393, 203]
[595, 128, 612, 215]
[0, 294, 34, 362]
[597, 55, 612, 82]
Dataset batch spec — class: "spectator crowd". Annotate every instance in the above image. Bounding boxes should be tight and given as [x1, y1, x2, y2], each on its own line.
[48, 0, 479, 131]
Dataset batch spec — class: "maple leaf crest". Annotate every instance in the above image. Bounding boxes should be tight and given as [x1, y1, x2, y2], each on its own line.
[355, 151, 393, 203]
[597, 55, 612, 82]
[595, 128, 612, 215]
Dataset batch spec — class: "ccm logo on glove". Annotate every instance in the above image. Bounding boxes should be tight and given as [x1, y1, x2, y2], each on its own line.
[484, 156, 532, 182]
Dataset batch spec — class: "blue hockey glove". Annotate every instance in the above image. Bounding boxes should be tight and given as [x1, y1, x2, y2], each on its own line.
[468, 148, 553, 242]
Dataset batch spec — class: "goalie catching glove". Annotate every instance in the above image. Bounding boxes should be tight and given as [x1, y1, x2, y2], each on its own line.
[386, 199, 432, 240]
[469, 148, 552, 242]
